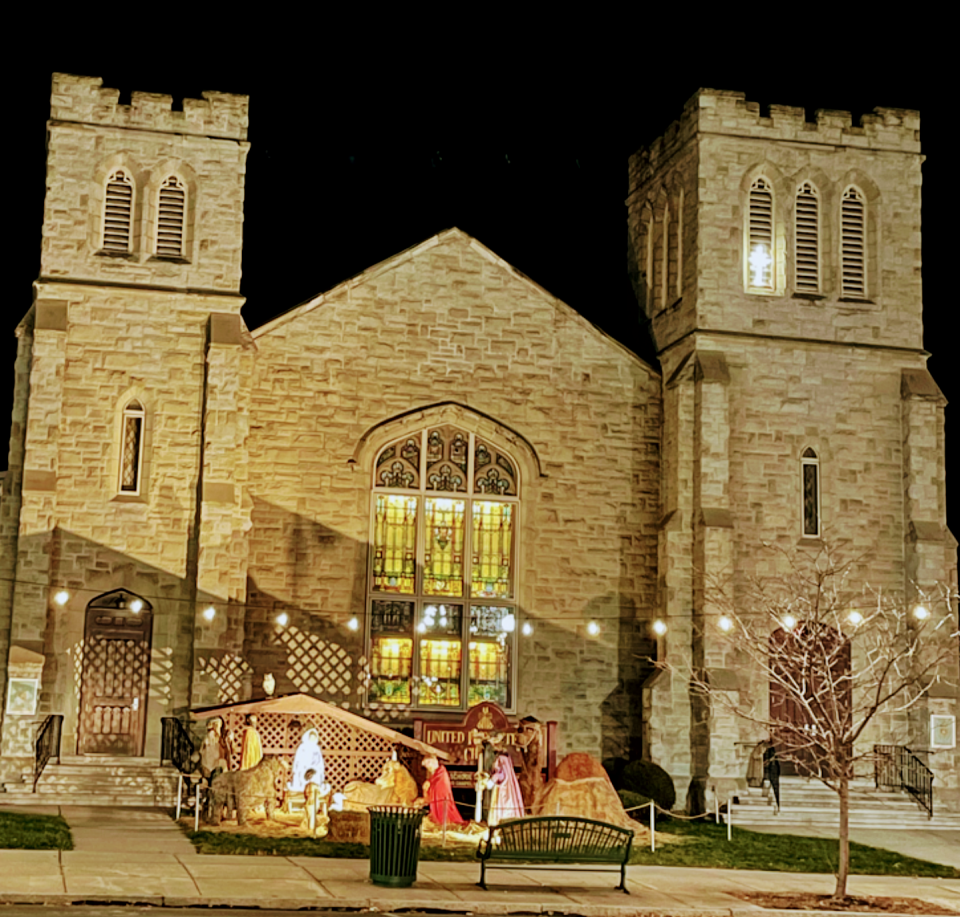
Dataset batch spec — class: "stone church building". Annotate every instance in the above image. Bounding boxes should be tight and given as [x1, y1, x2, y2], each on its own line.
[0, 74, 957, 810]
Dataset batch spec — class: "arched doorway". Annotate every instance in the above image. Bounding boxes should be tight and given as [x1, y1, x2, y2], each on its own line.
[78, 590, 153, 756]
[769, 622, 851, 777]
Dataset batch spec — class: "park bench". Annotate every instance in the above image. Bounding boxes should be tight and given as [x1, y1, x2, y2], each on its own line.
[476, 815, 633, 893]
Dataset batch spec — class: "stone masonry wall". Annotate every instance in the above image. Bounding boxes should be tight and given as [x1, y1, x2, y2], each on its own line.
[237, 229, 662, 760]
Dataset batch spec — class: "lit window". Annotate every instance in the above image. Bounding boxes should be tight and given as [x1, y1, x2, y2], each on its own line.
[801, 447, 820, 537]
[747, 177, 775, 291]
[795, 182, 820, 293]
[368, 426, 518, 710]
[103, 169, 134, 252]
[156, 175, 186, 257]
[840, 186, 866, 298]
[119, 400, 145, 494]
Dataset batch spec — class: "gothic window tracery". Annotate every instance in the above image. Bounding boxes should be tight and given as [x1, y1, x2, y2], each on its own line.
[369, 425, 519, 710]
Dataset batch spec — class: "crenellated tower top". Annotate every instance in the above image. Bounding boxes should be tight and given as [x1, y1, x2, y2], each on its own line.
[49, 72, 249, 140]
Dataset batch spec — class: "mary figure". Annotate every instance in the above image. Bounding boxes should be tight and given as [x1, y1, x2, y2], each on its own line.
[290, 727, 325, 793]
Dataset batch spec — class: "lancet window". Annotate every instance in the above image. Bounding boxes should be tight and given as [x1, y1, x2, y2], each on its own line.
[794, 182, 820, 293]
[156, 175, 186, 257]
[119, 400, 145, 494]
[801, 447, 820, 538]
[840, 186, 867, 298]
[747, 177, 775, 292]
[368, 425, 518, 711]
[103, 170, 134, 252]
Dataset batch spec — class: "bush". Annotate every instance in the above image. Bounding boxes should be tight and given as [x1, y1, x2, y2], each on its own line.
[621, 760, 676, 812]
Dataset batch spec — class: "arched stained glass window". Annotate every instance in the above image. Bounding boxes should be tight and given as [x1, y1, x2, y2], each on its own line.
[120, 400, 145, 494]
[368, 425, 519, 710]
[801, 447, 820, 538]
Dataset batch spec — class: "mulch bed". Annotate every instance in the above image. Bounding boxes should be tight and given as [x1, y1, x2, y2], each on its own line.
[736, 892, 959, 915]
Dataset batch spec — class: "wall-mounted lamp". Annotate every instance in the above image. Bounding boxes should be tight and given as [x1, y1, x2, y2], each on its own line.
[202, 606, 216, 622]
[586, 621, 601, 637]
[54, 590, 70, 606]
[652, 620, 667, 636]
[130, 599, 144, 614]
[347, 616, 359, 631]
[521, 621, 534, 636]
[275, 612, 289, 627]
[718, 615, 733, 633]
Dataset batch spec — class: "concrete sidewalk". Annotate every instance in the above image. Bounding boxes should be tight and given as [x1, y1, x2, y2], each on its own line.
[0, 849, 958, 915]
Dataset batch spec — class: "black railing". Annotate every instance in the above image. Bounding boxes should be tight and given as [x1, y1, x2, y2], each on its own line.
[161, 717, 196, 774]
[34, 715, 63, 792]
[874, 744, 934, 816]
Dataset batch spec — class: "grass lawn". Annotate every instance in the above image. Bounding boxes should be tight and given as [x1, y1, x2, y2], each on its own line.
[0, 810, 73, 849]
[188, 819, 959, 878]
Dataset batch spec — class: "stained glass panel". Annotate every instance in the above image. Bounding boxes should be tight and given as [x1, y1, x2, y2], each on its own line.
[372, 495, 418, 593]
[120, 413, 142, 492]
[468, 606, 513, 707]
[375, 437, 419, 488]
[471, 501, 514, 598]
[418, 638, 462, 706]
[426, 427, 467, 492]
[474, 438, 516, 495]
[803, 461, 819, 536]
[369, 636, 413, 704]
[423, 498, 465, 596]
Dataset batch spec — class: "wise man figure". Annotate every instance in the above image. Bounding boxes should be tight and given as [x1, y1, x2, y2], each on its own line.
[199, 717, 232, 776]
[240, 713, 263, 770]
[421, 756, 466, 826]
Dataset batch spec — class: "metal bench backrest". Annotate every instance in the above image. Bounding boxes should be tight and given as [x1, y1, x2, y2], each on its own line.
[493, 816, 632, 860]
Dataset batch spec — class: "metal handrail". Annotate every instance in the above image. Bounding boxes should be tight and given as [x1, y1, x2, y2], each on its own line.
[34, 715, 63, 792]
[874, 744, 933, 816]
[161, 716, 196, 774]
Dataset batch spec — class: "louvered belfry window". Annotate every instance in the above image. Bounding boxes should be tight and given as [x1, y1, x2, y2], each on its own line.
[841, 186, 866, 298]
[795, 182, 820, 293]
[747, 177, 775, 290]
[120, 400, 145, 494]
[103, 170, 134, 252]
[156, 176, 186, 257]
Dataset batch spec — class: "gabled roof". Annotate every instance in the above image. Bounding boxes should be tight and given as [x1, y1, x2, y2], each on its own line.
[251, 227, 658, 377]
[192, 692, 450, 759]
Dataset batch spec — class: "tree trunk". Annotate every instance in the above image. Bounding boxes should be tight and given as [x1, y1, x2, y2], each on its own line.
[834, 772, 850, 900]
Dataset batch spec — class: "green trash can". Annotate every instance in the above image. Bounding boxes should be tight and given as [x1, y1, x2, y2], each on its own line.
[369, 805, 426, 888]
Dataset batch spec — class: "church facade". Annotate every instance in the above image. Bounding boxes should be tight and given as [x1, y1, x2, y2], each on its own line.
[0, 74, 956, 811]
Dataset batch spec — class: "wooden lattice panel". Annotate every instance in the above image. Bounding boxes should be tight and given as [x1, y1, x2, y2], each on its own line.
[220, 709, 394, 791]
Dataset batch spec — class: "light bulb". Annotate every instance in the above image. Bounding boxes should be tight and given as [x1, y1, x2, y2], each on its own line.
[347, 616, 359, 631]
[202, 606, 216, 622]
[275, 612, 289, 626]
[54, 590, 70, 606]
[718, 615, 733, 632]
[130, 598, 144, 613]
[586, 621, 600, 637]
[847, 611, 863, 626]
[782, 614, 797, 631]
[521, 622, 533, 636]
[652, 620, 667, 636]
[913, 605, 930, 621]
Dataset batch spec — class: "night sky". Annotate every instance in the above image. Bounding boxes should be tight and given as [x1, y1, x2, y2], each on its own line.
[3, 48, 956, 537]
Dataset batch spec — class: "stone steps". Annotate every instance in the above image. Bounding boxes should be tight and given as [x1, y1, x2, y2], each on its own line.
[728, 776, 960, 829]
[0, 758, 180, 807]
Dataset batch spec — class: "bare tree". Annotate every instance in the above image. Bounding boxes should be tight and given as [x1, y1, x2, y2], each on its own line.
[661, 542, 959, 902]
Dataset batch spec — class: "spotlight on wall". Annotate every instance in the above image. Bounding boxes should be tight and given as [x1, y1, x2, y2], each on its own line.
[130, 599, 144, 614]
[275, 612, 289, 627]
[718, 615, 733, 632]
[782, 614, 797, 631]
[847, 610, 863, 626]
[521, 621, 534, 636]
[652, 620, 667, 636]
[53, 590, 70, 606]
[586, 621, 600, 637]
[913, 605, 930, 621]
[347, 616, 359, 631]
[202, 606, 216, 622]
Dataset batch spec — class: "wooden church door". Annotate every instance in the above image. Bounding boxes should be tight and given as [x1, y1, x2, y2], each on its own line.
[78, 591, 153, 756]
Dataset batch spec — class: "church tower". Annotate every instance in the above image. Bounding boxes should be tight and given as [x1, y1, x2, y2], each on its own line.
[628, 90, 958, 810]
[0, 74, 251, 766]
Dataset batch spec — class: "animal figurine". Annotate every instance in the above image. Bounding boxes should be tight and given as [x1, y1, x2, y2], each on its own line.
[209, 755, 286, 826]
[340, 758, 418, 811]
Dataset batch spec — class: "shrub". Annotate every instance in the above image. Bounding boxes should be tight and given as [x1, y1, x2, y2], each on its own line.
[621, 760, 676, 812]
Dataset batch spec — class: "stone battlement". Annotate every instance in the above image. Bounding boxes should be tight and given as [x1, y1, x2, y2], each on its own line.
[49, 73, 248, 141]
[630, 88, 920, 189]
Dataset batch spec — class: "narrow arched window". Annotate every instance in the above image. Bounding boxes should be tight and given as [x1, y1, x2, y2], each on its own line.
[156, 175, 186, 257]
[368, 426, 519, 710]
[660, 202, 670, 310]
[840, 186, 867, 298]
[675, 186, 684, 300]
[103, 170, 134, 252]
[795, 182, 820, 293]
[801, 447, 820, 537]
[120, 400, 145, 494]
[747, 177, 775, 291]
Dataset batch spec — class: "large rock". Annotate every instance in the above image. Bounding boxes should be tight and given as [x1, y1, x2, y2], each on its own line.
[533, 753, 641, 834]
